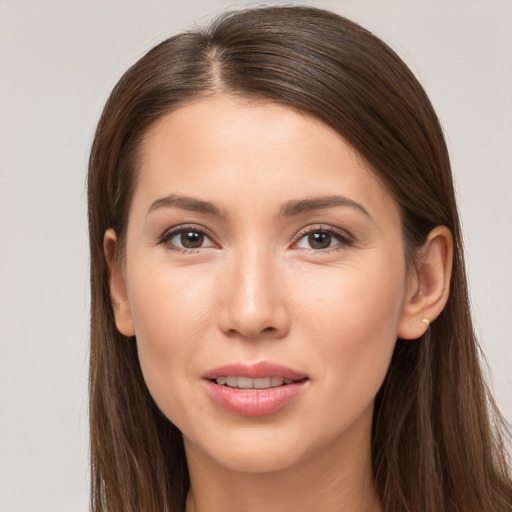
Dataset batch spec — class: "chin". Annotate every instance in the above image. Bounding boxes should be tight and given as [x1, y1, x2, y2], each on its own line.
[182, 414, 359, 477]
[204, 443, 308, 474]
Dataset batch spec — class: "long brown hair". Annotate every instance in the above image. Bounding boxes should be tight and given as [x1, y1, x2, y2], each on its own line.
[87, 6, 511, 511]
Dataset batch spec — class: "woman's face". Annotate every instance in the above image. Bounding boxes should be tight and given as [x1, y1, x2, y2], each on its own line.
[111, 95, 416, 473]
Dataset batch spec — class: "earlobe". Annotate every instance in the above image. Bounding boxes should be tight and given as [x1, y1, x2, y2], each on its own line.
[397, 226, 453, 340]
[104, 229, 135, 337]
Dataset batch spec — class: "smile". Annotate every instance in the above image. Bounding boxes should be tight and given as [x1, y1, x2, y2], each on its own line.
[203, 362, 309, 416]
[214, 376, 296, 389]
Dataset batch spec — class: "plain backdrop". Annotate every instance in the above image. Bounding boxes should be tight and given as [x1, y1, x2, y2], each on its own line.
[0, 1, 510, 510]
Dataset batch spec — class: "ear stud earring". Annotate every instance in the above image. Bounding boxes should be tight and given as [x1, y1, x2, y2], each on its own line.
[422, 318, 430, 326]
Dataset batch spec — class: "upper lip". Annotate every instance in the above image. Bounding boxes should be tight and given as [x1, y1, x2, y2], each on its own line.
[203, 361, 307, 381]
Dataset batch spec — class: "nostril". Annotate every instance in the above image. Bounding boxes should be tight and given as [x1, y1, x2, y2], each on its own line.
[226, 325, 277, 339]
[219, 298, 290, 340]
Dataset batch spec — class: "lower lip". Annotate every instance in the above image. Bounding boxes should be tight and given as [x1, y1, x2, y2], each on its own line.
[203, 379, 308, 417]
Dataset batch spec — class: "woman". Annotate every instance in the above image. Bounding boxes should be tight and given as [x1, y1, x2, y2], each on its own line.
[87, 6, 512, 512]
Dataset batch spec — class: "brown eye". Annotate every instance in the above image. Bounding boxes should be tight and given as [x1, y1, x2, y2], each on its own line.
[162, 227, 215, 251]
[294, 227, 354, 251]
[308, 231, 332, 249]
[180, 230, 204, 248]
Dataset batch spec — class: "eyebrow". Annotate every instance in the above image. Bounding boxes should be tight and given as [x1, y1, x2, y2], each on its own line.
[147, 194, 226, 217]
[280, 195, 370, 217]
[146, 194, 370, 218]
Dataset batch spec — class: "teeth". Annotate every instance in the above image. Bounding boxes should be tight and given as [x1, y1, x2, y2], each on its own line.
[238, 376, 253, 389]
[254, 378, 272, 389]
[226, 376, 238, 387]
[270, 376, 283, 387]
[215, 376, 291, 389]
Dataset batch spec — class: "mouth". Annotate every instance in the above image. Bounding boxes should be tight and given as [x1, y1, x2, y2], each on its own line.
[202, 362, 309, 416]
[212, 376, 306, 389]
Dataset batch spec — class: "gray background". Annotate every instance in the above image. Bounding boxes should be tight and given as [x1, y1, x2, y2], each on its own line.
[0, 1, 510, 510]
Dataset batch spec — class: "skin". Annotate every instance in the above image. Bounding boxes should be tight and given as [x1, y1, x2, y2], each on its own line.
[105, 95, 452, 512]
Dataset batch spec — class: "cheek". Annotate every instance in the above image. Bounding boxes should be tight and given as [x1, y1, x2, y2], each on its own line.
[293, 259, 406, 398]
[126, 265, 215, 407]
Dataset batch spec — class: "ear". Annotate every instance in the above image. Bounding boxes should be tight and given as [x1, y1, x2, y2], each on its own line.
[397, 226, 453, 339]
[104, 228, 135, 337]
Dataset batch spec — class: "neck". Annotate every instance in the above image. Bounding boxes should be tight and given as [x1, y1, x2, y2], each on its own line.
[184, 406, 382, 512]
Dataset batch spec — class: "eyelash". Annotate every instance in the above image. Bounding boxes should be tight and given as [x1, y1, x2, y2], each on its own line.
[158, 224, 355, 254]
[293, 225, 355, 253]
[158, 224, 217, 254]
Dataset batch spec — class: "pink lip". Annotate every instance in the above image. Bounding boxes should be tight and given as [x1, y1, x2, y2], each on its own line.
[202, 361, 309, 417]
[203, 361, 307, 380]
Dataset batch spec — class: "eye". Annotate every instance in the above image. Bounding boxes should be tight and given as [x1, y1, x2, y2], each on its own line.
[160, 226, 216, 251]
[294, 227, 353, 251]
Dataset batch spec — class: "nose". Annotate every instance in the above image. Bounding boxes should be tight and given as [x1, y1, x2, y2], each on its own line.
[217, 249, 290, 340]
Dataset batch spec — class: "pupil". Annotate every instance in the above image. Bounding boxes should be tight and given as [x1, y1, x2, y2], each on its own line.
[308, 231, 331, 249]
[181, 231, 204, 248]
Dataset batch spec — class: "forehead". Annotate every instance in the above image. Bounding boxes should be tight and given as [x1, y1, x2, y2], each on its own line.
[134, 95, 399, 222]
